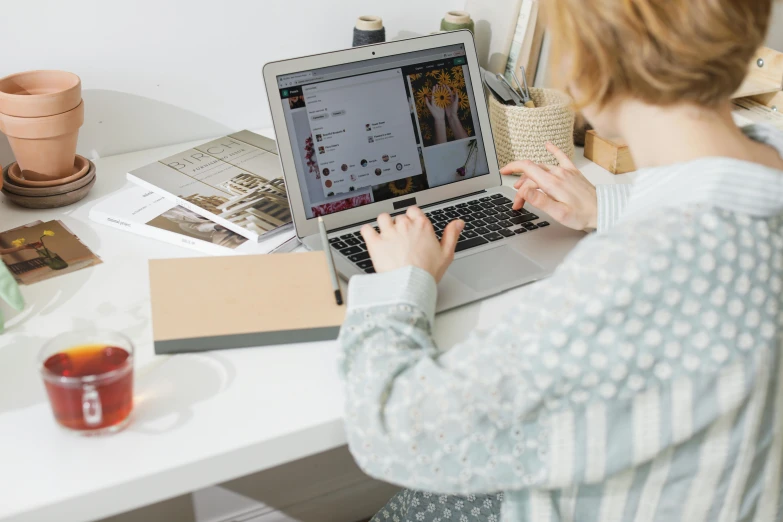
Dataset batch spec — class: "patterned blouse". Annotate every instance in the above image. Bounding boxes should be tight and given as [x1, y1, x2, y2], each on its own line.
[338, 125, 783, 521]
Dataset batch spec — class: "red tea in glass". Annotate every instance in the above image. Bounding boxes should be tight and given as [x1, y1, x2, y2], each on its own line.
[39, 331, 134, 435]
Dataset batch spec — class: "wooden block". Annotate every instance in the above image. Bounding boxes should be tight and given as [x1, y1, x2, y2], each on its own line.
[750, 90, 783, 109]
[584, 130, 636, 174]
[734, 47, 783, 99]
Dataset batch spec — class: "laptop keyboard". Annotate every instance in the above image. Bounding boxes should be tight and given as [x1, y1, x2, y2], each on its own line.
[329, 194, 550, 274]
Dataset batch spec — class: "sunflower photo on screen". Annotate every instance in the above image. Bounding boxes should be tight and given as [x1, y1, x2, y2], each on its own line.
[409, 66, 474, 147]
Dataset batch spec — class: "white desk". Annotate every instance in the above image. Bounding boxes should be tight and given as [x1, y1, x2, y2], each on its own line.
[0, 129, 624, 522]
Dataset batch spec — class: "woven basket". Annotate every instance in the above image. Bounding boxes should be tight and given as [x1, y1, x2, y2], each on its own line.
[488, 88, 575, 167]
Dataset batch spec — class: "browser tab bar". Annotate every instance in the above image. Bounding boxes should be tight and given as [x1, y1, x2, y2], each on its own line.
[277, 44, 466, 88]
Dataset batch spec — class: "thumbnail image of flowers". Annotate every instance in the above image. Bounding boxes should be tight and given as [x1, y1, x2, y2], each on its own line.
[311, 193, 373, 217]
[304, 135, 319, 179]
[410, 66, 475, 148]
[372, 174, 429, 201]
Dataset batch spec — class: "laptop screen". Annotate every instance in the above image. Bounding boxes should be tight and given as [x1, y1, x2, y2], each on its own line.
[277, 44, 491, 218]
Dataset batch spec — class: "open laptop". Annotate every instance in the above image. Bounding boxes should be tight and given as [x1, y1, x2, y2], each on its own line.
[263, 31, 585, 312]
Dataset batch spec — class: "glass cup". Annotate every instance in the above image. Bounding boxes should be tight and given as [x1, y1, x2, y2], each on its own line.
[39, 330, 134, 435]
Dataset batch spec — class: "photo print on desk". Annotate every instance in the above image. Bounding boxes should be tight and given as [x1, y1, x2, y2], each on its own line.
[0, 220, 102, 285]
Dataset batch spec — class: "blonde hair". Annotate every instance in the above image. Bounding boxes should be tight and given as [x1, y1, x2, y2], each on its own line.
[544, 0, 773, 109]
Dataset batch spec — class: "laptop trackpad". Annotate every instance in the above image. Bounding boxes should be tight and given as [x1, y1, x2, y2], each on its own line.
[449, 245, 543, 292]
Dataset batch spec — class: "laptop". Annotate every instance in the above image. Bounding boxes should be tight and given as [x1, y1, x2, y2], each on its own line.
[263, 31, 585, 312]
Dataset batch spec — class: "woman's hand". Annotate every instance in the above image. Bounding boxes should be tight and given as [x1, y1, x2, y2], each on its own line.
[425, 94, 446, 123]
[445, 85, 460, 121]
[361, 206, 464, 283]
[425, 94, 448, 145]
[445, 85, 469, 140]
[500, 143, 598, 231]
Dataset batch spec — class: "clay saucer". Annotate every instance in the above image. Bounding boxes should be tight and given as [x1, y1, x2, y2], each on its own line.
[8, 154, 90, 187]
[2, 175, 96, 209]
[3, 161, 95, 197]
[1, 159, 97, 208]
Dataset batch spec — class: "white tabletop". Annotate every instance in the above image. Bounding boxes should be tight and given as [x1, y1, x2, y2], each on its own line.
[0, 129, 624, 522]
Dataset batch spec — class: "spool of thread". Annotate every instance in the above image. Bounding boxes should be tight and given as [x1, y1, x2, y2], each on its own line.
[353, 16, 385, 47]
[440, 10, 474, 33]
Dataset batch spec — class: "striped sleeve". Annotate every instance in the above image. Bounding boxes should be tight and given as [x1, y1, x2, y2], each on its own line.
[595, 184, 632, 231]
[338, 215, 767, 495]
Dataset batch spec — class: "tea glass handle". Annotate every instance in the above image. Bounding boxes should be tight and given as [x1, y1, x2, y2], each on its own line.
[82, 385, 103, 426]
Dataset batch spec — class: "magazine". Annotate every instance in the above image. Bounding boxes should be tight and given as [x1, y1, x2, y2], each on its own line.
[90, 185, 297, 256]
[127, 130, 292, 242]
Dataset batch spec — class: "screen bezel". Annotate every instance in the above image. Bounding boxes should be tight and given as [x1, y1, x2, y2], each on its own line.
[263, 31, 501, 239]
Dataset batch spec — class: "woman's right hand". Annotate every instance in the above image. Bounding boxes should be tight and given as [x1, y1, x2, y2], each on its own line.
[425, 94, 446, 123]
[500, 143, 598, 232]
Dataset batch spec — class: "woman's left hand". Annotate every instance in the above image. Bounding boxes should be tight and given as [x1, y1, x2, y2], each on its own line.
[361, 206, 464, 283]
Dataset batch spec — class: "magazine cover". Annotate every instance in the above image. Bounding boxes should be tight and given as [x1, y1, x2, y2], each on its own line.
[90, 186, 296, 256]
[127, 131, 292, 242]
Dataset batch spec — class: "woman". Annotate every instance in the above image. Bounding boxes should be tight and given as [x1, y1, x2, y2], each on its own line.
[339, 1, 783, 520]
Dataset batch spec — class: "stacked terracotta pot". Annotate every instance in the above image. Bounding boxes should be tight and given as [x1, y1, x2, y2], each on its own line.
[0, 70, 95, 208]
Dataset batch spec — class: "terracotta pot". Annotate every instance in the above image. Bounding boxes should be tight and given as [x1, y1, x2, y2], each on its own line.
[8, 154, 89, 186]
[0, 71, 81, 117]
[0, 101, 84, 180]
[2, 159, 96, 197]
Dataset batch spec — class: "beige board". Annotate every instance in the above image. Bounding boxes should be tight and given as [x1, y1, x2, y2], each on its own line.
[149, 251, 345, 353]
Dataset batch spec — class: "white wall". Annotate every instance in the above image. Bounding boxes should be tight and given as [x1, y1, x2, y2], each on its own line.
[768, 1, 783, 51]
[0, 0, 461, 165]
